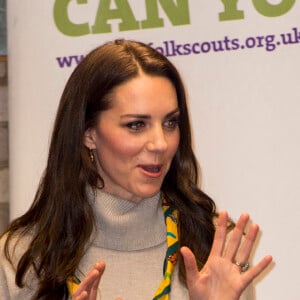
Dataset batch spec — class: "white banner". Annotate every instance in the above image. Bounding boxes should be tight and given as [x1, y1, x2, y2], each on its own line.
[7, 1, 300, 299]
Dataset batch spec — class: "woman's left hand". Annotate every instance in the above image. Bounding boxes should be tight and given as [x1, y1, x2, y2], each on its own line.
[181, 211, 272, 300]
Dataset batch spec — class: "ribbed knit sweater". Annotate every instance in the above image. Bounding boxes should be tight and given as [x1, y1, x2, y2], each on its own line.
[77, 190, 188, 300]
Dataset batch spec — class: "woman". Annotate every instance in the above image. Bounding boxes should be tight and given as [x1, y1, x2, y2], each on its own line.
[0, 39, 272, 300]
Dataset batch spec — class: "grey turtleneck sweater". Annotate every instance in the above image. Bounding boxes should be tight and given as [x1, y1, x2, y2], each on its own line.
[77, 190, 189, 300]
[0, 190, 253, 299]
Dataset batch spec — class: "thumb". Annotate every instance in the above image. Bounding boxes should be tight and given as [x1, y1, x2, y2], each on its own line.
[180, 246, 199, 284]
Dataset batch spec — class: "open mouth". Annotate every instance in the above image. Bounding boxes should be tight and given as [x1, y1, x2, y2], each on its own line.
[139, 164, 162, 174]
[141, 165, 161, 173]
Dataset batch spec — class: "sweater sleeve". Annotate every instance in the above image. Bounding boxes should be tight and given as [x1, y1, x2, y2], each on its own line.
[0, 233, 17, 299]
[0, 245, 12, 299]
[0, 233, 36, 299]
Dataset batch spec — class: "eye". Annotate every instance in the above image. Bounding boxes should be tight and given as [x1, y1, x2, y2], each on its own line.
[163, 117, 179, 130]
[126, 121, 145, 131]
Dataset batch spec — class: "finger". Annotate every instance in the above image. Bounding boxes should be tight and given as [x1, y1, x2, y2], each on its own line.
[74, 291, 88, 300]
[234, 223, 259, 265]
[73, 262, 105, 297]
[89, 269, 102, 299]
[87, 261, 105, 299]
[242, 255, 273, 284]
[210, 211, 228, 256]
[73, 270, 99, 297]
[91, 261, 106, 278]
[181, 246, 199, 285]
[91, 261, 105, 295]
[224, 213, 250, 260]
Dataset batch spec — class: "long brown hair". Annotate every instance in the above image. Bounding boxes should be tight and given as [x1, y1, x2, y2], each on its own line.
[2, 40, 216, 299]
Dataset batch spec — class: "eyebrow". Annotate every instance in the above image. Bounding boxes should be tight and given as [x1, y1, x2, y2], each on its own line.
[121, 108, 180, 119]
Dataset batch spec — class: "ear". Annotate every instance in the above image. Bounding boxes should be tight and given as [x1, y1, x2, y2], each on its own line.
[83, 128, 97, 149]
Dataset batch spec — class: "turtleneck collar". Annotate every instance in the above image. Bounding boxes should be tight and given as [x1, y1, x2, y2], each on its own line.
[90, 190, 166, 251]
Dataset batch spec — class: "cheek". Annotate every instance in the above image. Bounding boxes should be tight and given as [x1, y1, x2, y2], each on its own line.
[97, 132, 143, 159]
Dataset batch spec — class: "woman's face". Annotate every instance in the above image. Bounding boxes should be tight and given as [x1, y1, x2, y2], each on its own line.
[85, 73, 180, 203]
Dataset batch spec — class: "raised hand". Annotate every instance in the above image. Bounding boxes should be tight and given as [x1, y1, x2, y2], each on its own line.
[71, 262, 124, 300]
[71, 261, 105, 300]
[181, 211, 272, 300]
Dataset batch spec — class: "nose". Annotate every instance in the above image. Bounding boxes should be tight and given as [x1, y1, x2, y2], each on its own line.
[146, 125, 168, 152]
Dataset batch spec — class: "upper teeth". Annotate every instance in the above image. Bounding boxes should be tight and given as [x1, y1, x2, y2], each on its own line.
[143, 166, 160, 172]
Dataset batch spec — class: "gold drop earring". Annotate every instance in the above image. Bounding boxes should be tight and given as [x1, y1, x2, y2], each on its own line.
[89, 149, 94, 162]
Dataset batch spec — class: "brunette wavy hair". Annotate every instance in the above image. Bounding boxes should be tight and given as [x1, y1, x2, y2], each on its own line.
[2, 39, 216, 299]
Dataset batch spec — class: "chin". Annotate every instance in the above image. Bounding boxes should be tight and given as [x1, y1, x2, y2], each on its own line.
[135, 187, 161, 199]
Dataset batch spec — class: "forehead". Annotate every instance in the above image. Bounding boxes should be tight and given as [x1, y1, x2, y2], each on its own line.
[108, 74, 178, 113]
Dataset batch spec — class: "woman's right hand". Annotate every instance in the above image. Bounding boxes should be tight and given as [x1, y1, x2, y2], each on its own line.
[72, 261, 123, 300]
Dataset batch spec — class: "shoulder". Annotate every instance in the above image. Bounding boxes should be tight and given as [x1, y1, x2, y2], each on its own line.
[0, 231, 37, 298]
[0, 231, 33, 268]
